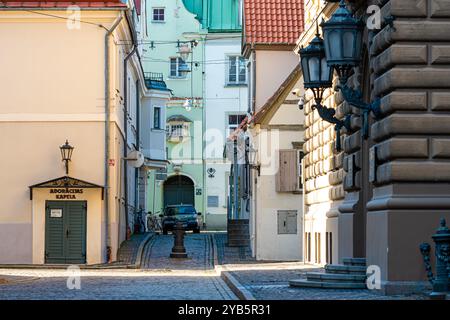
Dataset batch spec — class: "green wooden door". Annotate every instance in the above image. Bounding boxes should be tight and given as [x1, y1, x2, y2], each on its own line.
[164, 176, 194, 207]
[45, 201, 87, 264]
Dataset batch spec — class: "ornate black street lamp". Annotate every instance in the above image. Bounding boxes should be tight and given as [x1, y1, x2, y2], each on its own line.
[60, 140, 74, 175]
[321, 0, 381, 138]
[299, 27, 351, 151]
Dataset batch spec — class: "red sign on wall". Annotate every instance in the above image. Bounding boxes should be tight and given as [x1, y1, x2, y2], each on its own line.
[109, 159, 115, 166]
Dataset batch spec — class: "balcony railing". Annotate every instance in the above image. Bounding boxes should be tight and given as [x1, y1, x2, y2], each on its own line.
[144, 72, 169, 91]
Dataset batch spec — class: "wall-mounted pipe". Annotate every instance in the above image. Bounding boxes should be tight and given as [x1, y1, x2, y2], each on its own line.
[123, 44, 138, 240]
[104, 13, 123, 263]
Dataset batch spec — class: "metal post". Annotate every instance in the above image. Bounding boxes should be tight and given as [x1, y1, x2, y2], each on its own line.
[233, 139, 239, 220]
[170, 221, 188, 258]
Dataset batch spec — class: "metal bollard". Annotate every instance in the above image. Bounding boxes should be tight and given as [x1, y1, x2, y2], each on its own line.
[420, 218, 450, 299]
[170, 221, 188, 259]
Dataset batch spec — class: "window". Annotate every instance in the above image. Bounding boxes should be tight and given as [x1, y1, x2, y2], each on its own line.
[153, 107, 161, 129]
[228, 114, 246, 136]
[166, 122, 190, 140]
[297, 150, 305, 191]
[276, 149, 304, 192]
[227, 56, 247, 85]
[152, 8, 165, 22]
[170, 57, 188, 78]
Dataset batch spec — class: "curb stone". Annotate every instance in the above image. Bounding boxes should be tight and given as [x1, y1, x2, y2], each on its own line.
[132, 232, 155, 269]
[0, 232, 156, 270]
[211, 234, 256, 301]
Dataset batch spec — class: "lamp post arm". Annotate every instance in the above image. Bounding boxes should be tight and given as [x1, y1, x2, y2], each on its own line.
[337, 83, 382, 118]
[313, 103, 351, 151]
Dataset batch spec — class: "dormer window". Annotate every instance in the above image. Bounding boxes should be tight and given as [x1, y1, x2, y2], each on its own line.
[166, 115, 192, 142]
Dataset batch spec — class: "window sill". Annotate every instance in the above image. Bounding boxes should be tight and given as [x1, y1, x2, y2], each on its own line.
[225, 83, 248, 88]
[151, 21, 166, 23]
[168, 76, 188, 80]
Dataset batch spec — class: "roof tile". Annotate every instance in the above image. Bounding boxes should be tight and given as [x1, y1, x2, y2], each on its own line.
[0, 1, 127, 9]
[244, 0, 303, 45]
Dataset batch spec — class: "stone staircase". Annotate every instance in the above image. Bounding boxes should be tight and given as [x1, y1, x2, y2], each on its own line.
[289, 258, 368, 289]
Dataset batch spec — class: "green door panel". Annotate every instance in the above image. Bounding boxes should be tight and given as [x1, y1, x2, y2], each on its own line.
[65, 202, 87, 264]
[45, 201, 87, 264]
[164, 175, 195, 207]
[45, 203, 65, 263]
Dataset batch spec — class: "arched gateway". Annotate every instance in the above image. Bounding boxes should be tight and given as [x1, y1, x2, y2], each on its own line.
[163, 175, 195, 207]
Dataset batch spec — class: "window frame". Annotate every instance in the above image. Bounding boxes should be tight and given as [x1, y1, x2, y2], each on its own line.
[153, 106, 161, 129]
[226, 55, 247, 86]
[227, 113, 247, 136]
[169, 57, 188, 79]
[152, 7, 165, 23]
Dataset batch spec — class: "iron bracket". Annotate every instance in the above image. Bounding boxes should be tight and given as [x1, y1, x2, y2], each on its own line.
[420, 242, 435, 285]
[337, 83, 382, 138]
[313, 103, 352, 152]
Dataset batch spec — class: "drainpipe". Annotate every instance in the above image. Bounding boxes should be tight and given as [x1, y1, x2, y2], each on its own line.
[123, 44, 138, 240]
[251, 48, 256, 114]
[105, 14, 123, 263]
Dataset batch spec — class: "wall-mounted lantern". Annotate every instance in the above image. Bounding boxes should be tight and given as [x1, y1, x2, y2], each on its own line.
[299, 26, 351, 151]
[60, 140, 74, 175]
[320, 0, 382, 138]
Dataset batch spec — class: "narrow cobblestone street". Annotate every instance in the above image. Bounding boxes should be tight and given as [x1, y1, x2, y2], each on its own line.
[0, 232, 432, 300]
[0, 233, 236, 300]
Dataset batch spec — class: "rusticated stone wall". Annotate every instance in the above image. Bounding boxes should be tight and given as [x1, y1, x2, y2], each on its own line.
[300, 0, 450, 293]
[301, 1, 344, 265]
[364, 0, 450, 293]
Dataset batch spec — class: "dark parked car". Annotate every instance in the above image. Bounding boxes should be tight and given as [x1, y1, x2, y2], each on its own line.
[160, 205, 201, 235]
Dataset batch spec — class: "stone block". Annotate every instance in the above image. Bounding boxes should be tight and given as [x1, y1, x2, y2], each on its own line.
[377, 161, 450, 184]
[431, 138, 450, 158]
[431, 91, 450, 110]
[374, 68, 450, 97]
[373, 45, 427, 75]
[372, 114, 450, 142]
[430, 0, 450, 17]
[376, 138, 428, 162]
[431, 45, 450, 64]
[379, 91, 427, 114]
[383, 0, 428, 17]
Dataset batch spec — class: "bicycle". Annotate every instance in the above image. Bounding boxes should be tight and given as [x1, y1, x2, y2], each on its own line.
[147, 212, 162, 233]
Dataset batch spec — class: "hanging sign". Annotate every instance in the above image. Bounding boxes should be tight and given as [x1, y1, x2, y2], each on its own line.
[50, 209, 63, 218]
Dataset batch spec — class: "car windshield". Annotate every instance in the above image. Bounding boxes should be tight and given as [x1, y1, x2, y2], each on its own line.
[165, 206, 196, 216]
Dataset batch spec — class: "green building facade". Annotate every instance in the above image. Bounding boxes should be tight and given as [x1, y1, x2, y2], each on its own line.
[146, 0, 242, 228]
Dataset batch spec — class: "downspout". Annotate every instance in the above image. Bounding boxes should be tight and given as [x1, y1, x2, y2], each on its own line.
[105, 14, 123, 263]
[123, 44, 138, 240]
[251, 48, 256, 114]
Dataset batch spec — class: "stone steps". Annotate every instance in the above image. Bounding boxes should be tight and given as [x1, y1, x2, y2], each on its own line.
[343, 257, 366, 266]
[306, 272, 367, 283]
[325, 264, 367, 275]
[289, 257, 368, 290]
[289, 279, 367, 289]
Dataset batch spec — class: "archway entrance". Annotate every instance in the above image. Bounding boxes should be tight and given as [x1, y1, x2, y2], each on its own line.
[163, 175, 195, 207]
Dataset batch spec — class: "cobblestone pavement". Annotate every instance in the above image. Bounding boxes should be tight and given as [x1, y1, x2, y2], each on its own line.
[0, 269, 235, 300]
[213, 233, 429, 300]
[117, 233, 151, 265]
[142, 233, 213, 270]
[0, 233, 237, 300]
[229, 267, 429, 300]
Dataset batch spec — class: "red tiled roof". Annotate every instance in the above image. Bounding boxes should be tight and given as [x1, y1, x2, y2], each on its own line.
[244, 0, 304, 45]
[0, 1, 127, 8]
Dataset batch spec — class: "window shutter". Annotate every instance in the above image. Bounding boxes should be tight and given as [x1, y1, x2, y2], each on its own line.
[276, 149, 298, 192]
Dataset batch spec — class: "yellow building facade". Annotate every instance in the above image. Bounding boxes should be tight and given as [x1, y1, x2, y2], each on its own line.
[0, 4, 167, 265]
